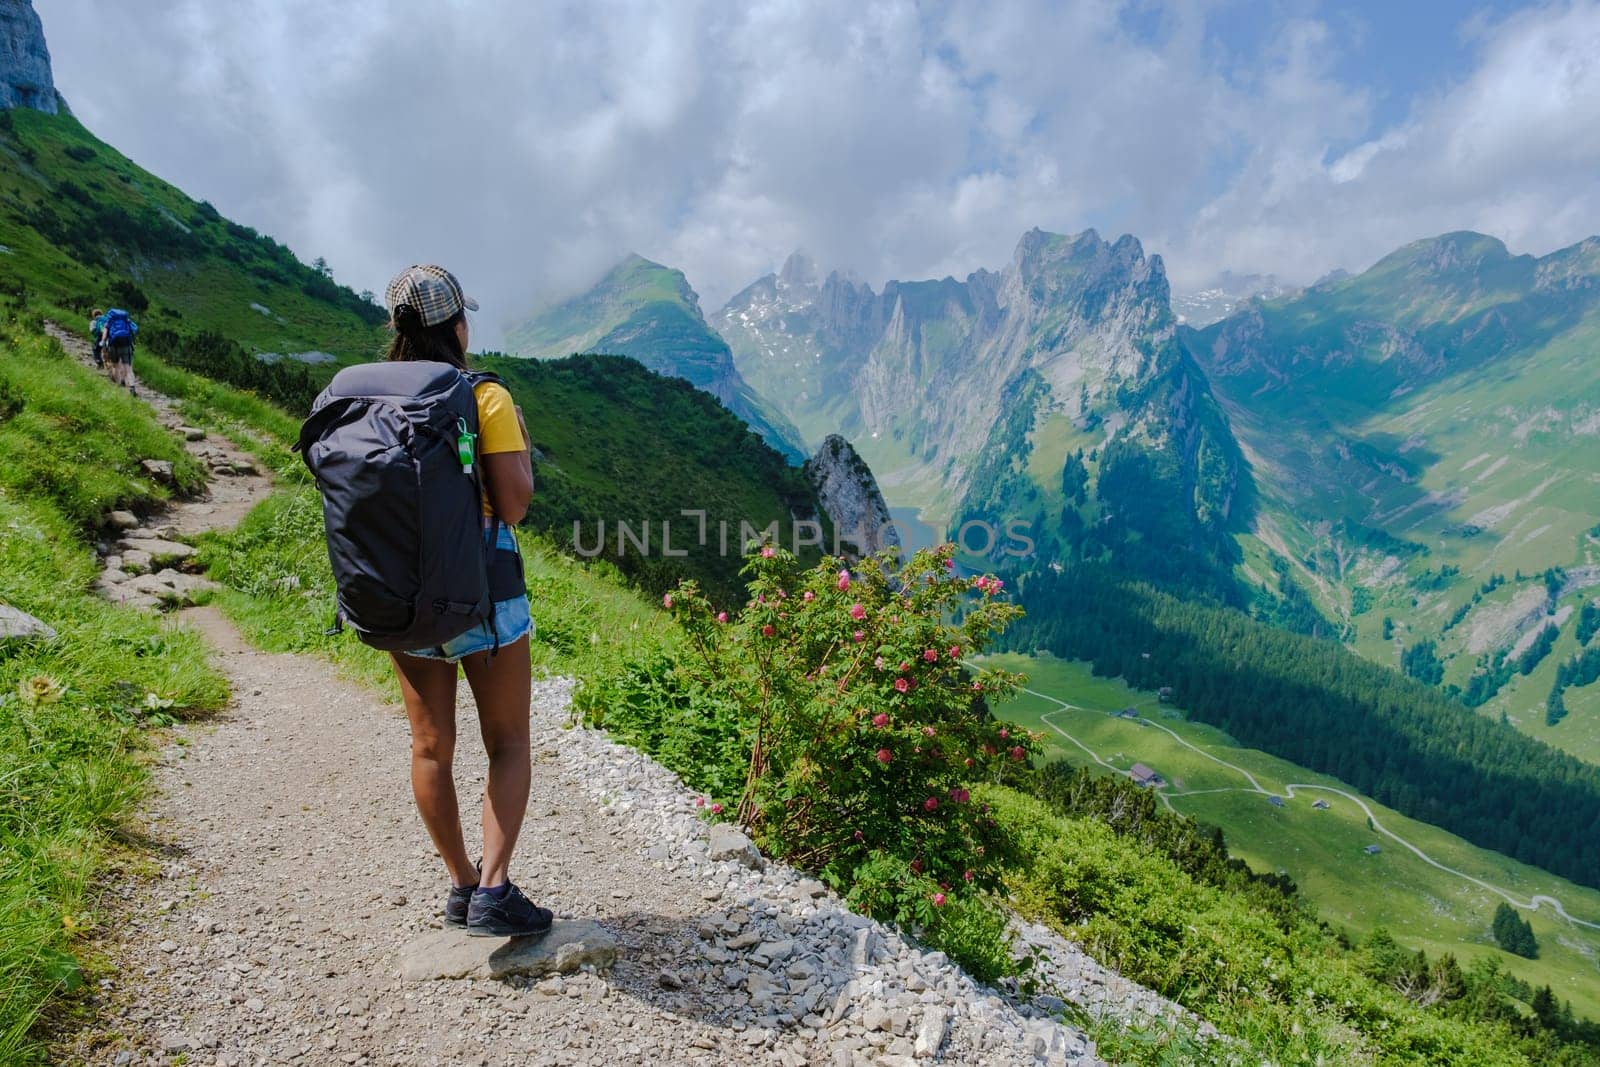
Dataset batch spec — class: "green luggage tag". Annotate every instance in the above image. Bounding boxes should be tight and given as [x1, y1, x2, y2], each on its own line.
[457, 418, 477, 475]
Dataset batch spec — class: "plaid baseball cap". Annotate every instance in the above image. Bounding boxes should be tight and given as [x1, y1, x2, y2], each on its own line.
[384, 264, 479, 327]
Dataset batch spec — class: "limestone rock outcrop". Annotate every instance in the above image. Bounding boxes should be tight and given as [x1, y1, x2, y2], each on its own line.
[0, 0, 59, 114]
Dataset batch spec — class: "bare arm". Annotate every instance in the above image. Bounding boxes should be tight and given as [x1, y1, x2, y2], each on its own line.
[482, 449, 533, 525]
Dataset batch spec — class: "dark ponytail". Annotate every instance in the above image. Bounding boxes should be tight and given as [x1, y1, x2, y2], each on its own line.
[386, 304, 467, 369]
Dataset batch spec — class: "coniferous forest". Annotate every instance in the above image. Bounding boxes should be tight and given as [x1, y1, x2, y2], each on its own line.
[1001, 566, 1600, 890]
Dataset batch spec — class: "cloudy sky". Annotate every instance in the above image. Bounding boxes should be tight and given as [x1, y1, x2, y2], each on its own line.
[41, 0, 1600, 343]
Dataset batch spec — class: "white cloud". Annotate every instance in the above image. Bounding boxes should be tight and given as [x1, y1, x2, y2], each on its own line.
[36, 0, 1600, 345]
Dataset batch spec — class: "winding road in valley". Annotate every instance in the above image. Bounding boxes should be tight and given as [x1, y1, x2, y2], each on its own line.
[1017, 684, 1600, 933]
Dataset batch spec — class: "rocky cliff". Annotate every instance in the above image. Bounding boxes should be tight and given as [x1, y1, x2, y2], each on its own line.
[803, 434, 901, 559]
[719, 230, 1245, 589]
[0, 0, 58, 114]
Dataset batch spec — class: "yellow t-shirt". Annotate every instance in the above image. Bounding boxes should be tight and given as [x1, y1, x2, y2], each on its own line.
[474, 381, 524, 516]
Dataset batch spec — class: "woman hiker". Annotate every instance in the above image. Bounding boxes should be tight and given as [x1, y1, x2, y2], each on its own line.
[382, 264, 552, 938]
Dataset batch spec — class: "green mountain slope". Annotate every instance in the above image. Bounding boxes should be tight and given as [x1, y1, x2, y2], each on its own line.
[480, 352, 828, 602]
[506, 254, 807, 461]
[1189, 232, 1600, 760]
[0, 106, 385, 363]
[0, 107, 834, 605]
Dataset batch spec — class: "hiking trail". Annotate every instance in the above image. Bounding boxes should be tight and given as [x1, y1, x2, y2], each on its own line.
[45, 325, 1190, 1066]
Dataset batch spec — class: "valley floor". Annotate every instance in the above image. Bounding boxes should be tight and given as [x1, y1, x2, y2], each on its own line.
[984, 652, 1600, 1024]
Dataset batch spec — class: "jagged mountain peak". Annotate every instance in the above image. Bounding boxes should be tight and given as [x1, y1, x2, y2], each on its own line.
[1008, 228, 1169, 307]
[777, 250, 819, 292]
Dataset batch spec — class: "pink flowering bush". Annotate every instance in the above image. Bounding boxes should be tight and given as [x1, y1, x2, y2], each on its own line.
[660, 541, 1037, 907]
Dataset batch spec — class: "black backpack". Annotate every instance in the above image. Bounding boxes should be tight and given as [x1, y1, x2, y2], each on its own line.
[296, 360, 513, 652]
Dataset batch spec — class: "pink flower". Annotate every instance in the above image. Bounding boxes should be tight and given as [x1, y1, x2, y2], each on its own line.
[710, 802, 724, 814]
[716, 611, 728, 623]
[973, 576, 990, 592]
[932, 892, 946, 907]
[963, 869, 975, 883]
[899, 661, 911, 672]
[853, 630, 866, 642]
[910, 858, 924, 874]
[761, 624, 775, 637]
[944, 557, 955, 571]
[761, 545, 775, 558]
[803, 590, 815, 601]
[757, 594, 766, 605]
[922, 726, 936, 737]
[924, 797, 938, 812]
[1009, 745, 1025, 761]
[876, 748, 892, 764]
[970, 681, 983, 691]
[874, 656, 886, 670]
[662, 593, 674, 608]
[991, 579, 1004, 593]
[853, 829, 865, 841]
[694, 796, 705, 808]
[849, 603, 866, 620]
[871, 712, 889, 728]
[963, 757, 974, 768]
[949, 645, 961, 658]
[923, 648, 938, 663]
[836, 569, 851, 591]
[894, 678, 910, 693]
[998, 728, 1009, 739]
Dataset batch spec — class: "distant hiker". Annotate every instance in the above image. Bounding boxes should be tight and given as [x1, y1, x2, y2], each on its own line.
[88, 307, 106, 367]
[297, 265, 547, 937]
[101, 306, 138, 395]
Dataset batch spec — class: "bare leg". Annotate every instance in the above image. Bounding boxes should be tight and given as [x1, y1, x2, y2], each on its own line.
[460, 636, 531, 888]
[390, 652, 478, 887]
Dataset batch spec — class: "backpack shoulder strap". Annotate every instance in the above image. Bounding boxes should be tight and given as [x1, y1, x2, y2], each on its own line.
[462, 369, 506, 390]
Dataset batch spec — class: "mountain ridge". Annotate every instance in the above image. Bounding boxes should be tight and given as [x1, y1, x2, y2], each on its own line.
[506, 254, 808, 461]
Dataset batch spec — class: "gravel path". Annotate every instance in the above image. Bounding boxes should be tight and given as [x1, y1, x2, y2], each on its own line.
[63, 612, 1104, 1066]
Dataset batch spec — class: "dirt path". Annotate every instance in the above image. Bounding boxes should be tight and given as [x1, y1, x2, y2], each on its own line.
[47, 323, 273, 539]
[63, 618, 1105, 1067]
[50, 326, 1101, 1065]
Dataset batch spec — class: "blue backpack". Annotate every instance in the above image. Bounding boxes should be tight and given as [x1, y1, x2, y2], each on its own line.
[105, 309, 137, 342]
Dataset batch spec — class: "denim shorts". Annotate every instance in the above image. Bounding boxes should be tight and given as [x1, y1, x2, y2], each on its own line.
[400, 525, 532, 662]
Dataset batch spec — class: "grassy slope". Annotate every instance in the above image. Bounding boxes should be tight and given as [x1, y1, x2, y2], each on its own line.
[504, 255, 808, 461]
[0, 107, 384, 364]
[984, 651, 1600, 1022]
[1192, 234, 1600, 760]
[481, 352, 829, 603]
[0, 309, 228, 1063]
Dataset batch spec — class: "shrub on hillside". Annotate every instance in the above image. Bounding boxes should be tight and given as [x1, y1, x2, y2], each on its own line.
[141, 327, 320, 413]
[646, 542, 1037, 972]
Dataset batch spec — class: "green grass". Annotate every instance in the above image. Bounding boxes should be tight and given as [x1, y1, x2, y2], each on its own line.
[0, 312, 227, 1064]
[0, 314, 205, 530]
[0, 107, 383, 366]
[986, 651, 1600, 1023]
